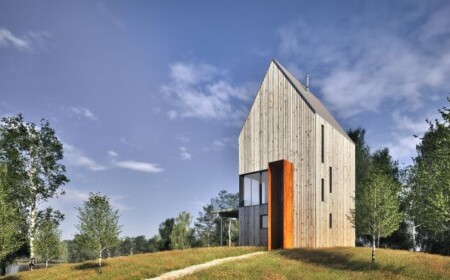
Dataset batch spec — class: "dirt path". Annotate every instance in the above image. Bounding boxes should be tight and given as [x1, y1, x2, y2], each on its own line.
[146, 251, 266, 280]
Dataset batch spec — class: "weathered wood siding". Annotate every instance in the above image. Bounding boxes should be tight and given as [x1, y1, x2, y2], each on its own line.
[239, 204, 268, 246]
[314, 116, 355, 247]
[239, 61, 355, 248]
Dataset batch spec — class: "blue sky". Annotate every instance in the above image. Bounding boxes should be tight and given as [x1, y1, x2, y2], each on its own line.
[1, 0, 449, 239]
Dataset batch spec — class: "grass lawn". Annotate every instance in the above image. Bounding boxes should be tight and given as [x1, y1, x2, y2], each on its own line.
[181, 247, 450, 280]
[1, 247, 262, 280]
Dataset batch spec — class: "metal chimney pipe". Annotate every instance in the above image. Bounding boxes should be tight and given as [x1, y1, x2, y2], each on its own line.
[306, 74, 310, 92]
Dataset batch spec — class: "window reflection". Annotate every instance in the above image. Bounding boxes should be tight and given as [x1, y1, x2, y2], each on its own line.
[240, 170, 268, 206]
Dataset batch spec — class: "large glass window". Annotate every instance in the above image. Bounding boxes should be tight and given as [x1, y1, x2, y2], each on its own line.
[240, 170, 268, 206]
[261, 171, 268, 204]
[249, 172, 260, 206]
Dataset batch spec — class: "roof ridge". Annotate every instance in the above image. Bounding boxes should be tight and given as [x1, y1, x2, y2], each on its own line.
[272, 60, 354, 143]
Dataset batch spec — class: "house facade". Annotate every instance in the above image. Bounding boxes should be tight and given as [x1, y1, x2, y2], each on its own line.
[238, 60, 355, 249]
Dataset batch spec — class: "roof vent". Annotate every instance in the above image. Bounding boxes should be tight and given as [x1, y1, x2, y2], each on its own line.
[306, 74, 310, 92]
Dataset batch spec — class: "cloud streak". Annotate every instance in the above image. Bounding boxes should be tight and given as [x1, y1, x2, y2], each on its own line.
[64, 143, 107, 171]
[0, 28, 30, 51]
[179, 146, 192, 160]
[70, 106, 98, 121]
[115, 160, 163, 173]
[0, 28, 50, 52]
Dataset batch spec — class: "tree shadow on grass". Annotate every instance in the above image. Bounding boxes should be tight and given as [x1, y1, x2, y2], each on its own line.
[3, 276, 20, 280]
[279, 248, 405, 275]
[73, 262, 108, 270]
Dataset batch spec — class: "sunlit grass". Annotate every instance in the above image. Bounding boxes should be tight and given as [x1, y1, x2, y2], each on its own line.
[1, 247, 262, 280]
[182, 247, 450, 280]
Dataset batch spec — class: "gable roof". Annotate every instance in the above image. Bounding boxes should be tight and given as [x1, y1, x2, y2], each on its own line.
[272, 60, 353, 143]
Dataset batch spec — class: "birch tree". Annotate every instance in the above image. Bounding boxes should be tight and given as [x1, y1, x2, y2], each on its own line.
[76, 193, 121, 267]
[35, 218, 61, 268]
[0, 114, 69, 269]
[350, 169, 403, 261]
[408, 98, 450, 254]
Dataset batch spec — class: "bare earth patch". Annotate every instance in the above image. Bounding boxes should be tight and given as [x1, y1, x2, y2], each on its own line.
[147, 252, 267, 280]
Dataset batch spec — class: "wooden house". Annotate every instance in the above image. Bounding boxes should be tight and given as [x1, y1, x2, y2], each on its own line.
[238, 60, 355, 249]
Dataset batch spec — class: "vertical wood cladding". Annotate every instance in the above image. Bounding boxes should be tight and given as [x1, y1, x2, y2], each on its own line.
[239, 61, 355, 248]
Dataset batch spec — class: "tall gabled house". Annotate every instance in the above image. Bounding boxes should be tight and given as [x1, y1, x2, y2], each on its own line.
[238, 60, 355, 249]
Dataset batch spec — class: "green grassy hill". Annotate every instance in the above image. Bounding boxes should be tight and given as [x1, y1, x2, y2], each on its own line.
[2, 247, 449, 280]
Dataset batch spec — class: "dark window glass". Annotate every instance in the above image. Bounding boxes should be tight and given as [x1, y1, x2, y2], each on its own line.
[329, 213, 332, 229]
[261, 215, 268, 229]
[321, 125, 324, 163]
[329, 166, 332, 193]
[321, 178, 325, 202]
[243, 176, 252, 206]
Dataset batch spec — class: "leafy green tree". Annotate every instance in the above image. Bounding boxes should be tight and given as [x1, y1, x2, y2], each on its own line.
[34, 218, 61, 268]
[67, 236, 96, 263]
[119, 237, 135, 256]
[148, 235, 161, 253]
[75, 193, 121, 267]
[0, 114, 69, 266]
[170, 211, 193, 250]
[195, 204, 218, 247]
[408, 99, 450, 255]
[350, 169, 403, 261]
[0, 166, 26, 275]
[134, 235, 148, 254]
[158, 218, 174, 251]
[347, 128, 372, 245]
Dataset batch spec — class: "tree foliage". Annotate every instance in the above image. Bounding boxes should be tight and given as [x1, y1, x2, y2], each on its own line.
[0, 166, 26, 269]
[0, 114, 69, 263]
[195, 204, 218, 247]
[407, 98, 450, 255]
[158, 218, 174, 251]
[75, 192, 121, 267]
[170, 211, 193, 250]
[34, 218, 61, 268]
[350, 169, 403, 261]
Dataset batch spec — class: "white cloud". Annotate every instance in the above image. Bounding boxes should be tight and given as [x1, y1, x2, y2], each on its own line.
[70, 106, 98, 121]
[64, 143, 107, 171]
[0, 28, 30, 50]
[0, 28, 50, 52]
[161, 62, 255, 125]
[384, 111, 440, 165]
[108, 150, 119, 158]
[115, 160, 163, 173]
[179, 135, 191, 143]
[180, 146, 192, 160]
[204, 137, 237, 152]
[276, 7, 450, 119]
[167, 110, 178, 120]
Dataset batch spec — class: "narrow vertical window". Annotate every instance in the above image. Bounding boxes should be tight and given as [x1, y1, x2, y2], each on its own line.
[321, 178, 324, 202]
[329, 166, 332, 193]
[321, 124, 324, 163]
[329, 213, 332, 229]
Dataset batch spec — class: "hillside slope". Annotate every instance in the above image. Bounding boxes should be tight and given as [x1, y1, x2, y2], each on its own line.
[182, 247, 450, 280]
[2, 247, 449, 280]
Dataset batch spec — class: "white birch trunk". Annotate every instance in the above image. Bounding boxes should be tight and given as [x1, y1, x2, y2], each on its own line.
[29, 199, 37, 270]
[98, 250, 102, 267]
